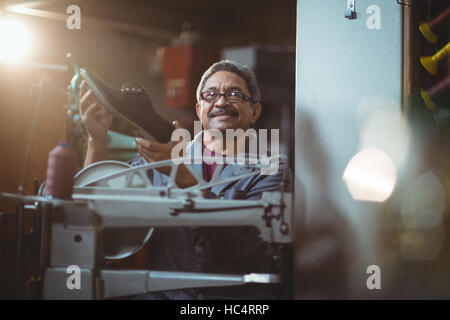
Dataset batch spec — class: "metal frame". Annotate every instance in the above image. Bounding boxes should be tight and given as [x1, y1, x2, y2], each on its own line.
[2, 158, 292, 299]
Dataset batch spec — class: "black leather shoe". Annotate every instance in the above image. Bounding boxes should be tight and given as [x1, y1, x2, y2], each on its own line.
[80, 68, 173, 143]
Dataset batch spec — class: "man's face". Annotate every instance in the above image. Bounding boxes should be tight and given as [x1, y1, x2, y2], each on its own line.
[196, 71, 261, 132]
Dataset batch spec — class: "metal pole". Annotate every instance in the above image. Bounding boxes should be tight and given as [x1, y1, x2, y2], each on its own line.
[13, 189, 25, 299]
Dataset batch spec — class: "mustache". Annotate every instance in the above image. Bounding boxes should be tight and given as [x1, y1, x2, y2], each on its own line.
[208, 108, 239, 118]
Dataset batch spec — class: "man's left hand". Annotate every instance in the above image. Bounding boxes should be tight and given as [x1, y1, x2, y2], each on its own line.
[135, 121, 197, 188]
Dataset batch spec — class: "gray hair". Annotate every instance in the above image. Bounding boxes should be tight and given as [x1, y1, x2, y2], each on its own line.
[196, 60, 261, 103]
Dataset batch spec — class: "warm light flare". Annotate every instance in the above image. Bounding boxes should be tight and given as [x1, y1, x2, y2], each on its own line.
[0, 17, 32, 62]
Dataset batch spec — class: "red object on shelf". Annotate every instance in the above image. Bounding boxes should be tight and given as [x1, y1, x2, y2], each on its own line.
[428, 75, 450, 97]
[421, 75, 450, 110]
[158, 45, 220, 109]
[420, 6, 450, 43]
[429, 6, 450, 30]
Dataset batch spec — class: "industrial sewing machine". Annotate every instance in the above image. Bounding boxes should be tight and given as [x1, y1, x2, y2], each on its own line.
[2, 155, 293, 299]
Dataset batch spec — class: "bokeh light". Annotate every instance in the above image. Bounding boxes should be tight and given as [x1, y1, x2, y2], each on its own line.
[343, 148, 397, 202]
[400, 225, 445, 261]
[401, 170, 446, 229]
[358, 97, 409, 168]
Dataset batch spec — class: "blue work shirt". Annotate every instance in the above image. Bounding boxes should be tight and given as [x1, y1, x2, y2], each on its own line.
[131, 132, 292, 300]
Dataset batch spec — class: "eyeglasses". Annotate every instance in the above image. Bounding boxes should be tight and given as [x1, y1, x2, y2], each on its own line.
[200, 91, 255, 104]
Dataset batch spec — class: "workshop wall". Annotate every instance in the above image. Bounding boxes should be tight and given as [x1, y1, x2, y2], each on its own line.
[295, 0, 403, 299]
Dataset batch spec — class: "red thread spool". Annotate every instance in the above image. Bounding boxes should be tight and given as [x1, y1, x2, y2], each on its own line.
[429, 7, 450, 31]
[428, 75, 450, 98]
[421, 75, 450, 110]
[45, 143, 77, 199]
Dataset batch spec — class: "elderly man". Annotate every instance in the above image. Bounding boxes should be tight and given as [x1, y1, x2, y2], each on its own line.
[79, 60, 291, 300]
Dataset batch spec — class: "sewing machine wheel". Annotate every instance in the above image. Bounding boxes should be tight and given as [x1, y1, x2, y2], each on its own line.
[74, 160, 146, 188]
[74, 160, 153, 260]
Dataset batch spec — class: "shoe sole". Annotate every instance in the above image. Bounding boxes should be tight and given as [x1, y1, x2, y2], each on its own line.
[80, 68, 155, 141]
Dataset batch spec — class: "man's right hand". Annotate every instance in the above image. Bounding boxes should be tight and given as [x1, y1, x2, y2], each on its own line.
[79, 80, 114, 166]
[79, 80, 114, 144]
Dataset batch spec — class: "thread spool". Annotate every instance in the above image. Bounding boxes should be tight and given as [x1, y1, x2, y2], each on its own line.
[421, 75, 450, 110]
[419, 7, 450, 43]
[420, 42, 450, 75]
[45, 143, 77, 199]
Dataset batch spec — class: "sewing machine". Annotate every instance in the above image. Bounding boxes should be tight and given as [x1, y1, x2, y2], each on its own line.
[2, 157, 292, 299]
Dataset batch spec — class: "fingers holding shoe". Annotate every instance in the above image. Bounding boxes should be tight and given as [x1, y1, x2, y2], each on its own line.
[135, 120, 184, 162]
[135, 138, 173, 162]
[135, 136, 196, 188]
[79, 80, 114, 143]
